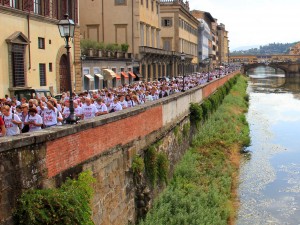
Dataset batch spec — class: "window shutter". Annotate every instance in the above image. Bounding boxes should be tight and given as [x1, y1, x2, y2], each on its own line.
[3, 0, 10, 6]
[45, 0, 50, 16]
[23, 0, 33, 11]
[74, 0, 78, 23]
[52, 0, 58, 19]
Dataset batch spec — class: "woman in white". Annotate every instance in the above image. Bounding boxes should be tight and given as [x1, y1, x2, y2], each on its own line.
[40, 100, 58, 128]
[1, 105, 22, 136]
[95, 98, 108, 116]
[109, 98, 122, 113]
[82, 98, 98, 120]
[24, 108, 43, 132]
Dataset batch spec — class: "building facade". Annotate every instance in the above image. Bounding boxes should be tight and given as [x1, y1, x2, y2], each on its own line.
[0, 0, 81, 97]
[191, 10, 215, 70]
[160, 0, 199, 75]
[217, 23, 229, 65]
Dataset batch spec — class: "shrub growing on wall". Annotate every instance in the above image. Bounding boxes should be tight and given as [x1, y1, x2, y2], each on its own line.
[14, 171, 95, 225]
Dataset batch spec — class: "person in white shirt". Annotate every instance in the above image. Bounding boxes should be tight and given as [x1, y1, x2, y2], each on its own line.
[24, 108, 43, 132]
[1, 105, 22, 136]
[119, 95, 128, 109]
[40, 100, 58, 128]
[82, 98, 98, 120]
[109, 98, 122, 113]
[73, 101, 83, 119]
[62, 100, 71, 119]
[94, 98, 108, 116]
[144, 91, 153, 102]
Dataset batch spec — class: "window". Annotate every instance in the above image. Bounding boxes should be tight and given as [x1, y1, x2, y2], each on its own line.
[39, 64, 46, 86]
[34, 0, 41, 14]
[38, 37, 45, 49]
[146, 0, 148, 8]
[141, 0, 143, 5]
[156, 3, 159, 14]
[163, 39, 171, 51]
[49, 63, 52, 72]
[162, 18, 172, 27]
[9, 0, 20, 9]
[151, 0, 153, 11]
[12, 44, 26, 87]
[83, 67, 90, 75]
[115, 0, 126, 5]
[140, 23, 145, 46]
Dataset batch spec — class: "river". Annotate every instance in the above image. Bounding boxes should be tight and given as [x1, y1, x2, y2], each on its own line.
[237, 66, 300, 225]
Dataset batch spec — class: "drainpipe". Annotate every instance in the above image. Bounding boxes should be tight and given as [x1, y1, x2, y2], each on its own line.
[27, 14, 31, 70]
[102, 0, 104, 42]
[132, 0, 134, 58]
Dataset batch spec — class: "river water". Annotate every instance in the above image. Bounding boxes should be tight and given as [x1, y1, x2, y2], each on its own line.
[237, 66, 300, 225]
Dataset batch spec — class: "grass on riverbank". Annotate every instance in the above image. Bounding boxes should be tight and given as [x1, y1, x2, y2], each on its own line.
[140, 75, 250, 225]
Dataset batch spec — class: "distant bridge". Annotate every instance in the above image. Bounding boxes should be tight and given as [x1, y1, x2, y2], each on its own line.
[230, 54, 300, 75]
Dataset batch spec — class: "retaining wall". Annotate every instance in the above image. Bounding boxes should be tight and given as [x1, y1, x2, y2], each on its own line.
[0, 72, 239, 225]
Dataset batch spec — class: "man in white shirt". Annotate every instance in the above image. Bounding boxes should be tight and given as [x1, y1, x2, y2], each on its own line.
[94, 98, 108, 116]
[109, 98, 122, 113]
[82, 98, 98, 120]
[119, 95, 128, 109]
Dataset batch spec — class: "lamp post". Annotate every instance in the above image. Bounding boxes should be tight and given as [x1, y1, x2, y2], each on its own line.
[207, 54, 213, 82]
[58, 14, 76, 124]
[181, 52, 186, 92]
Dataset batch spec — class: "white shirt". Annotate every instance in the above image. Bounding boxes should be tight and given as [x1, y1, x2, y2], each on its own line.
[42, 107, 58, 126]
[25, 114, 43, 132]
[95, 103, 108, 113]
[144, 95, 153, 102]
[110, 102, 122, 112]
[2, 113, 21, 136]
[74, 106, 83, 117]
[82, 104, 98, 120]
[62, 107, 70, 118]
[119, 100, 128, 109]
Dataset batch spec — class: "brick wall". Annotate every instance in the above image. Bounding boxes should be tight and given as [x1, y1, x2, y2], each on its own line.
[0, 71, 240, 225]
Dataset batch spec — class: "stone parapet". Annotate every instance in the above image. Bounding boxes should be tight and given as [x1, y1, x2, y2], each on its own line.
[0, 71, 239, 225]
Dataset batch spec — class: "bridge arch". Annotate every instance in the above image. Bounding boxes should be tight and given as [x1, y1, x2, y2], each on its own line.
[243, 63, 288, 75]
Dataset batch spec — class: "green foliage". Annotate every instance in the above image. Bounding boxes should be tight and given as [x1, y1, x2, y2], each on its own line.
[121, 43, 130, 52]
[174, 125, 180, 137]
[144, 146, 158, 186]
[190, 103, 203, 125]
[105, 43, 115, 51]
[14, 171, 95, 225]
[95, 42, 105, 50]
[183, 123, 190, 138]
[140, 75, 250, 225]
[132, 155, 145, 174]
[80, 39, 97, 54]
[156, 152, 169, 185]
[201, 99, 212, 120]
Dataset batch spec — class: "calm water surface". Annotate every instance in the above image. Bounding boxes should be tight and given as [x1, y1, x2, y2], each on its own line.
[237, 67, 300, 225]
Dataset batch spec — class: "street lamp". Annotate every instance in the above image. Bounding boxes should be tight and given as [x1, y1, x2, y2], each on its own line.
[58, 14, 76, 124]
[207, 54, 213, 82]
[181, 52, 186, 92]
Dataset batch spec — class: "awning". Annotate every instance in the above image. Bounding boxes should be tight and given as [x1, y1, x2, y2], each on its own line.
[94, 73, 104, 79]
[102, 69, 120, 80]
[84, 74, 94, 81]
[128, 72, 136, 78]
[121, 72, 129, 78]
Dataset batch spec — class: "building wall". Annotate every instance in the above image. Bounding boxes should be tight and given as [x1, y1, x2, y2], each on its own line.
[0, 2, 80, 96]
[0, 71, 239, 225]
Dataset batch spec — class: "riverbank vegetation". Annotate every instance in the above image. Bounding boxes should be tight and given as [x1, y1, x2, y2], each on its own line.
[140, 75, 250, 225]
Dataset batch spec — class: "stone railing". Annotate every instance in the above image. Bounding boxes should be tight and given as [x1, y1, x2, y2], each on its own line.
[0, 71, 240, 225]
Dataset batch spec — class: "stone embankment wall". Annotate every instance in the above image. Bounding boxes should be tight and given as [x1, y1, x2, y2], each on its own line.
[0, 72, 238, 225]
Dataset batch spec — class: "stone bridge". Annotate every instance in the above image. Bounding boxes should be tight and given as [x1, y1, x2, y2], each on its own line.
[241, 62, 300, 75]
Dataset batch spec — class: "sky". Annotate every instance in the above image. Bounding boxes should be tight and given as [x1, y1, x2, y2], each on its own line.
[188, 0, 300, 50]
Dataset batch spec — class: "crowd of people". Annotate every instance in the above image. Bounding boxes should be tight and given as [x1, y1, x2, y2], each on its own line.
[0, 66, 239, 137]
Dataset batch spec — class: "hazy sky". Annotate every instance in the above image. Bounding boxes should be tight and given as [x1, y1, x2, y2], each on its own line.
[188, 0, 300, 50]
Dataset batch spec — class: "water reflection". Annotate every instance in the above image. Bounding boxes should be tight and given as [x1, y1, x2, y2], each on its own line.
[237, 67, 300, 225]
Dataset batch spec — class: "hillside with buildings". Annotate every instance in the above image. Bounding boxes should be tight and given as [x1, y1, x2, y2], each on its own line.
[231, 42, 299, 55]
